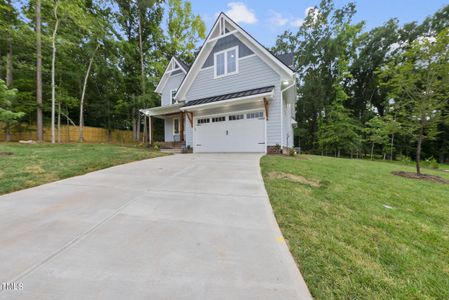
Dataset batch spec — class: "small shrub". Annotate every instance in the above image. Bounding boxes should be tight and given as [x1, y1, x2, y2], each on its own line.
[289, 148, 296, 156]
[151, 142, 161, 151]
[425, 156, 439, 169]
[400, 156, 412, 165]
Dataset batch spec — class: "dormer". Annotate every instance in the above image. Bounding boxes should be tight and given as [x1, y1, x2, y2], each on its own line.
[155, 57, 189, 107]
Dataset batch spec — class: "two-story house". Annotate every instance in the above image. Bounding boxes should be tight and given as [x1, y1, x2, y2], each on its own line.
[141, 12, 297, 153]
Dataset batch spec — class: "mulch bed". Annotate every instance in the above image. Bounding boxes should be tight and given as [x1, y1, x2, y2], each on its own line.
[0, 152, 14, 156]
[392, 171, 449, 184]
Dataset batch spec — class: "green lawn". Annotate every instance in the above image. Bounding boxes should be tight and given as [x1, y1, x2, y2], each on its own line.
[261, 155, 449, 300]
[0, 143, 166, 195]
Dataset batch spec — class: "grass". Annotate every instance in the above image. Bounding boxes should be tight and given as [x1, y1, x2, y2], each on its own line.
[0, 143, 166, 195]
[261, 155, 449, 300]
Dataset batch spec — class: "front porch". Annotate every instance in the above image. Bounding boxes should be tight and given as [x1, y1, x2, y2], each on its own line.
[140, 85, 273, 152]
[140, 103, 192, 147]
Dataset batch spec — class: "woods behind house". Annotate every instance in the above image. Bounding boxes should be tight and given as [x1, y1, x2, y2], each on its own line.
[1, 0, 448, 174]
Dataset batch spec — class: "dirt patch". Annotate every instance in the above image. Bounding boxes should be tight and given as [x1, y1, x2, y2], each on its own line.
[0, 152, 14, 156]
[392, 171, 449, 184]
[24, 165, 46, 174]
[268, 171, 321, 187]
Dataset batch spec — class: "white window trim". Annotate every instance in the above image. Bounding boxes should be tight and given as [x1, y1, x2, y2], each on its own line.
[170, 89, 178, 104]
[173, 118, 180, 135]
[214, 46, 239, 79]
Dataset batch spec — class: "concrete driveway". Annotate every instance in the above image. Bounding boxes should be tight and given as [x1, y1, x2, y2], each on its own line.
[0, 154, 311, 300]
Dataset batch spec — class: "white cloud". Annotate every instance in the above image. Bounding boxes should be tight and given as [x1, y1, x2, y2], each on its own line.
[224, 2, 258, 24]
[269, 11, 288, 27]
[290, 18, 304, 27]
[268, 8, 315, 29]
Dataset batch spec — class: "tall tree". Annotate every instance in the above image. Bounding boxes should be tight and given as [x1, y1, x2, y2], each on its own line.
[165, 0, 205, 63]
[380, 28, 449, 174]
[272, 0, 363, 151]
[36, 0, 43, 141]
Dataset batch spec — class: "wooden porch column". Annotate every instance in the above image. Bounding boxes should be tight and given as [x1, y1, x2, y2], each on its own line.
[263, 98, 269, 120]
[180, 112, 185, 142]
[186, 112, 193, 127]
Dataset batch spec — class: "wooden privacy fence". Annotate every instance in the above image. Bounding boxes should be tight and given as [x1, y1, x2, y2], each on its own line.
[0, 125, 142, 144]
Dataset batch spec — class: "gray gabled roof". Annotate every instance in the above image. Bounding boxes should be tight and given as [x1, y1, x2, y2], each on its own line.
[183, 85, 274, 108]
[175, 57, 191, 72]
[275, 53, 295, 69]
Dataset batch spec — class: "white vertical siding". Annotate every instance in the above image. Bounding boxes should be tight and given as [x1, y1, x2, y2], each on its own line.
[185, 117, 193, 147]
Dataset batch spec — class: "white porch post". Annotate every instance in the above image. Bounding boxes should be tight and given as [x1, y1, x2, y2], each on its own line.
[148, 115, 152, 144]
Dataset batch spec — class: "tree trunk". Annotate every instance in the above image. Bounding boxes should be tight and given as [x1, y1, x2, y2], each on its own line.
[138, 9, 146, 144]
[136, 112, 141, 141]
[370, 142, 374, 160]
[51, 4, 59, 144]
[132, 107, 137, 141]
[416, 129, 423, 175]
[36, 0, 43, 142]
[390, 133, 395, 160]
[6, 32, 13, 87]
[5, 127, 11, 142]
[79, 43, 100, 143]
[57, 101, 61, 143]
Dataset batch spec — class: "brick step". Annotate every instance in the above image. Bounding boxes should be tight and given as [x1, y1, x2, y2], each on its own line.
[160, 148, 183, 154]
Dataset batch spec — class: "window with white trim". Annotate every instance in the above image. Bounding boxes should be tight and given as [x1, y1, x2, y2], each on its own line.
[212, 116, 226, 122]
[246, 112, 264, 119]
[170, 89, 177, 104]
[228, 114, 244, 121]
[214, 47, 238, 78]
[197, 118, 210, 125]
[173, 118, 179, 135]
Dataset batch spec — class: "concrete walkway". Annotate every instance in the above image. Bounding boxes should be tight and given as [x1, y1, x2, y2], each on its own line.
[0, 154, 311, 299]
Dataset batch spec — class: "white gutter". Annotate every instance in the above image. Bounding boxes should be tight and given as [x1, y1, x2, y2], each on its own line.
[281, 82, 295, 93]
[180, 91, 273, 111]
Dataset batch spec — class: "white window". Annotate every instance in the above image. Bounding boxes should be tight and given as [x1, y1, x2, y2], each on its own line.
[197, 118, 210, 125]
[173, 118, 179, 135]
[229, 114, 244, 121]
[170, 89, 177, 104]
[212, 116, 226, 122]
[246, 112, 264, 119]
[215, 53, 225, 77]
[214, 46, 238, 78]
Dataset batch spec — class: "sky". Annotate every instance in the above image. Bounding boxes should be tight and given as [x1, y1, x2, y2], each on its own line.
[189, 0, 448, 46]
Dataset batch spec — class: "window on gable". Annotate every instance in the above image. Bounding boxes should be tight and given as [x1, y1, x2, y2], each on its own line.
[171, 89, 177, 104]
[214, 47, 238, 78]
[227, 48, 237, 73]
[216, 53, 225, 77]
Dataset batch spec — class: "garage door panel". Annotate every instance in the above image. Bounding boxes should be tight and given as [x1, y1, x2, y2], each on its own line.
[194, 111, 265, 153]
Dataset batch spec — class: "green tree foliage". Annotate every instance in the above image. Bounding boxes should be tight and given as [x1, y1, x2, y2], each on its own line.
[364, 116, 389, 160]
[379, 28, 449, 174]
[165, 0, 206, 63]
[0, 79, 24, 141]
[0, 0, 204, 143]
[273, 1, 449, 165]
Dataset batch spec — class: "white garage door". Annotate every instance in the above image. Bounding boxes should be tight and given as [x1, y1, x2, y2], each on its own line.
[194, 111, 265, 153]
